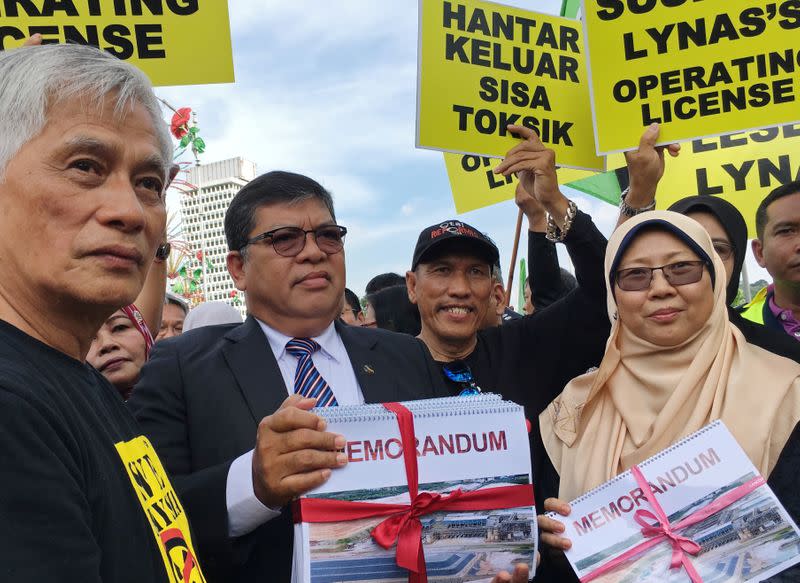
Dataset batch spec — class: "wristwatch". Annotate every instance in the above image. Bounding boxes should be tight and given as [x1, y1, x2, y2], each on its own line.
[155, 242, 171, 262]
[619, 187, 656, 217]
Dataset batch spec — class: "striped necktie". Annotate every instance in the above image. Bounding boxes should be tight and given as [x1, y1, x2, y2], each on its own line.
[285, 338, 338, 407]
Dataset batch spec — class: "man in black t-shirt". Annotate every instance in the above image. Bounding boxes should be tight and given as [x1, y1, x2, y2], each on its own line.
[0, 44, 204, 582]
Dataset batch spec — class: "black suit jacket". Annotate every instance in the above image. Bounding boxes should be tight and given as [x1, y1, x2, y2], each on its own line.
[128, 317, 448, 583]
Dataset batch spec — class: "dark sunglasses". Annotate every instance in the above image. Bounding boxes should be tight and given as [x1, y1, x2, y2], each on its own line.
[615, 260, 707, 292]
[442, 360, 482, 396]
[242, 225, 347, 257]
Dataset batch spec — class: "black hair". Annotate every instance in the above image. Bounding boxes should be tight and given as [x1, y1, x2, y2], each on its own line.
[366, 285, 421, 336]
[365, 272, 405, 295]
[755, 180, 800, 241]
[559, 268, 578, 293]
[343, 288, 361, 317]
[224, 170, 335, 253]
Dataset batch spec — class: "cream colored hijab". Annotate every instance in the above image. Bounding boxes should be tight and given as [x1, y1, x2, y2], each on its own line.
[541, 211, 800, 501]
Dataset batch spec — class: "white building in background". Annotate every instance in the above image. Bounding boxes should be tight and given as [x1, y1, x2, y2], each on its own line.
[180, 157, 257, 318]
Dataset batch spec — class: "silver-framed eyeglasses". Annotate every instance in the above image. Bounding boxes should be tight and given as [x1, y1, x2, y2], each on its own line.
[242, 225, 347, 257]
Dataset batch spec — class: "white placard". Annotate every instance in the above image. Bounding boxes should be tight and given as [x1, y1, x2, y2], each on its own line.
[297, 396, 536, 583]
[553, 421, 800, 582]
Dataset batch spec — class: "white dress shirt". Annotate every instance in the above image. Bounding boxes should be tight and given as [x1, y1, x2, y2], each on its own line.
[225, 318, 365, 542]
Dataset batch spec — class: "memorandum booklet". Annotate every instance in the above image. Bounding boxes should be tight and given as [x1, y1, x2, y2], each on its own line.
[552, 420, 800, 582]
[295, 395, 536, 583]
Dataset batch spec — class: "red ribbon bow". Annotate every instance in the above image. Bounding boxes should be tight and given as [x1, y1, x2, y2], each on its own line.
[295, 402, 535, 583]
[371, 489, 463, 575]
[631, 465, 703, 580]
[581, 465, 767, 582]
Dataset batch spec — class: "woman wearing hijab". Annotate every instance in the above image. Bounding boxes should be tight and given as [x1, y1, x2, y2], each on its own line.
[669, 196, 800, 362]
[535, 211, 800, 582]
[618, 123, 800, 361]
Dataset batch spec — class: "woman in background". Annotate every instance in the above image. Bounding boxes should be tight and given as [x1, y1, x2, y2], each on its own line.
[364, 284, 421, 336]
[669, 195, 800, 362]
[86, 243, 168, 399]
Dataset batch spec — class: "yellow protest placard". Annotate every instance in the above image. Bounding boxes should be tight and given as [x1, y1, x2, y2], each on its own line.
[444, 152, 595, 213]
[418, 0, 604, 170]
[0, 1, 233, 87]
[656, 123, 800, 237]
[116, 435, 206, 583]
[583, 0, 800, 153]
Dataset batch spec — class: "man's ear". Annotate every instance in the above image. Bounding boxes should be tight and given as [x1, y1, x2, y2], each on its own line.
[492, 282, 505, 316]
[227, 251, 247, 291]
[406, 270, 418, 305]
[751, 238, 767, 269]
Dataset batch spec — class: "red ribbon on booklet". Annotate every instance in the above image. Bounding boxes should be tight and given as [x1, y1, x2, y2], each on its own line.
[581, 465, 766, 582]
[294, 402, 535, 583]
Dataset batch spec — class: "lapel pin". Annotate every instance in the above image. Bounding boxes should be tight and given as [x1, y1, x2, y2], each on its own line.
[362, 364, 375, 375]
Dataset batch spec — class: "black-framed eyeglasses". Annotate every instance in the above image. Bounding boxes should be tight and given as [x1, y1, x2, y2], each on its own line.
[712, 241, 733, 262]
[615, 260, 707, 292]
[242, 225, 347, 257]
[442, 360, 482, 396]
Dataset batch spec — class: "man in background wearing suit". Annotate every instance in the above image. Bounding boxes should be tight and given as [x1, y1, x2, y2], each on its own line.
[129, 171, 447, 582]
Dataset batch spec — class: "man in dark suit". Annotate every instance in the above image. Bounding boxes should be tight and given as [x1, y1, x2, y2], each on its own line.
[129, 171, 447, 583]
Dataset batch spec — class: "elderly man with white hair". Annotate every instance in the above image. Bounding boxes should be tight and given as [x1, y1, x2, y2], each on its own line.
[0, 44, 205, 582]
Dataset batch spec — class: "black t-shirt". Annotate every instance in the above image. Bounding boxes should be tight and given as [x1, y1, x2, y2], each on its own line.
[0, 320, 201, 583]
[432, 211, 611, 505]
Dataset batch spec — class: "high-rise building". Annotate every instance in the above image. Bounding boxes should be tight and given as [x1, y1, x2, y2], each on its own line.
[179, 157, 257, 317]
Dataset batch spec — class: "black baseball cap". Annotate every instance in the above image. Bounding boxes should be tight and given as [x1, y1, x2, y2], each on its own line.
[411, 220, 500, 270]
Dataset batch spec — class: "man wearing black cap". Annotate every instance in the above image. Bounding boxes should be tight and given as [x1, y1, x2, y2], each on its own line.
[406, 125, 612, 501]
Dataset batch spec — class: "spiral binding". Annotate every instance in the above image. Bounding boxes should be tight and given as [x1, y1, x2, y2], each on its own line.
[311, 393, 502, 418]
[312, 393, 502, 416]
[312, 393, 520, 425]
[565, 420, 725, 506]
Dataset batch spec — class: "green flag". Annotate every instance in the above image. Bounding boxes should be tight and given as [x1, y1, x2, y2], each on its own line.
[560, 0, 580, 17]
[565, 169, 624, 206]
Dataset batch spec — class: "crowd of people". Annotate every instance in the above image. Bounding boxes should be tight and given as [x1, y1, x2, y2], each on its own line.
[2, 42, 800, 583]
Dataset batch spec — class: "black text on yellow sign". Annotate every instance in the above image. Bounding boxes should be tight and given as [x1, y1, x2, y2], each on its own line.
[0, 0, 234, 87]
[649, 122, 800, 237]
[116, 436, 207, 583]
[444, 152, 594, 213]
[417, 0, 604, 170]
[584, 0, 800, 153]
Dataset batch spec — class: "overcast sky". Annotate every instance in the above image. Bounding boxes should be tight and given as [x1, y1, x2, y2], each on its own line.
[157, 0, 770, 306]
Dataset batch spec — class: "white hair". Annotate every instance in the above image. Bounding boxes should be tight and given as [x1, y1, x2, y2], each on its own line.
[0, 44, 172, 179]
[183, 301, 243, 332]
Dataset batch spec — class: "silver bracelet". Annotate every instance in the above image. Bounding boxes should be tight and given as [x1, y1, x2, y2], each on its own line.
[619, 187, 656, 217]
[545, 199, 578, 242]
